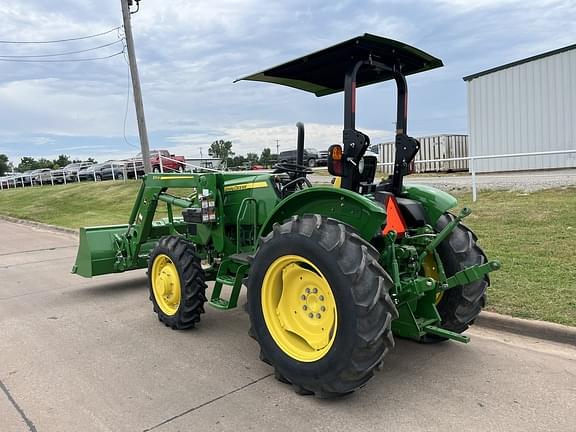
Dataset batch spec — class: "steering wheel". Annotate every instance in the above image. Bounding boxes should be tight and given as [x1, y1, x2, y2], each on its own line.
[272, 162, 313, 176]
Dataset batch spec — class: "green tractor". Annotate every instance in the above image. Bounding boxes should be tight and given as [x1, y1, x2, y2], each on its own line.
[73, 34, 500, 397]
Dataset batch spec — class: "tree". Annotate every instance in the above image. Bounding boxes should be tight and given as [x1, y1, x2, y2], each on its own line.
[260, 148, 272, 166]
[86, 157, 98, 164]
[229, 155, 246, 168]
[37, 158, 55, 169]
[209, 140, 234, 162]
[246, 152, 259, 164]
[53, 154, 71, 169]
[18, 157, 39, 172]
[0, 154, 10, 176]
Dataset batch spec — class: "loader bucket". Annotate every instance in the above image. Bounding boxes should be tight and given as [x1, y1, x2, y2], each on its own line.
[72, 224, 129, 277]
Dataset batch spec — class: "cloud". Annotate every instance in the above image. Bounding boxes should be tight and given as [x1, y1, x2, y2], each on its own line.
[0, 0, 573, 165]
[166, 122, 394, 157]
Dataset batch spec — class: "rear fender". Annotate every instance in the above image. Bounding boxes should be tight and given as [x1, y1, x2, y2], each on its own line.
[259, 187, 386, 241]
[403, 184, 457, 224]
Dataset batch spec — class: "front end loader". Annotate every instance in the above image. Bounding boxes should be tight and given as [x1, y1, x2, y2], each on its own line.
[73, 34, 500, 397]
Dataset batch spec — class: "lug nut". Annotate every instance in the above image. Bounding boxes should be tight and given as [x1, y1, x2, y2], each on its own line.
[320, 306, 326, 312]
[319, 295, 324, 301]
[305, 288, 311, 294]
[301, 295, 306, 300]
[308, 313, 314, 318]
[316, 313, 321, 319]
[312, 288, 318, 293]
[303, 305, 308, 311]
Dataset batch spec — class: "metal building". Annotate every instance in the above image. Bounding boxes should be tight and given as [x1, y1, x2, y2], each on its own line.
[374, 134, 469, 173]
[464, 44, 576, 173]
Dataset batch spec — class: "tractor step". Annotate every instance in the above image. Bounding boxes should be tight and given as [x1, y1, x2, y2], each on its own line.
[228, 253, 252, 264]
[209, 258, 249, 310]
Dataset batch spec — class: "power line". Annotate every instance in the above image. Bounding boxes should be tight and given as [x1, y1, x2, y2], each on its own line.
[0, 26, 121, 44]
[0, 51, 125, 62]
[0, 40, 123, 58]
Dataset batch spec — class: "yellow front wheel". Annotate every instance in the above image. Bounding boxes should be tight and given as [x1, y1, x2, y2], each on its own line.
[247, 215, 397, 398]
[148, 236, 207, 329]
[151, 254, 182, 316]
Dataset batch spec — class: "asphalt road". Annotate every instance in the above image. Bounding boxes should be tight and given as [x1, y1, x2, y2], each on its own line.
[1, 220, 575, 432]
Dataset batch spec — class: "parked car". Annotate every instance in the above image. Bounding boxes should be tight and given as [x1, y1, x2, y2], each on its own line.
[7, 170, 36, 187]
[62, 162, 94, 182]
[278, 149, 318, 167]
[0, 175, 16, 188]
[100, 161, 142, 181]
[31, 168, 54, 185]
[317, 149, 329, 166]
[79, 161, 115, 181]
[122, 159, 146, 177]
[133, 150, 186, 173]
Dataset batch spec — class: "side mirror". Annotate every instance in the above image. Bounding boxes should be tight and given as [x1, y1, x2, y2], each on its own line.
[327, 145, 343, 176]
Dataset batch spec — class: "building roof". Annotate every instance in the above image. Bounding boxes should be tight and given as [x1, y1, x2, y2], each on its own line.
[463, 43, 576, 82]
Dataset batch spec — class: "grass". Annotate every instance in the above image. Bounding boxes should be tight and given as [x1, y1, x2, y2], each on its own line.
[0, 181, 142, 228]
[0, 181, 574, 326]
[455, 187, 576, 326]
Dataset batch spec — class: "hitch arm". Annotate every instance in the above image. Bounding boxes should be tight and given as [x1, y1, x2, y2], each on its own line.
[441, 260, 501, 291]
[418, 207, 471, 264]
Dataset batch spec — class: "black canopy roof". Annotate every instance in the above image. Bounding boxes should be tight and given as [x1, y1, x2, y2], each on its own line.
[236, 34, 443, 97]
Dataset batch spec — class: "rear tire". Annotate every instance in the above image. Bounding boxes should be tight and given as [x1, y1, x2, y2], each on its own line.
[148, 236, 207, 329]
[431, 213, 489, 337]
[308, 158, 316, 167]
[247, 215, 397, 397]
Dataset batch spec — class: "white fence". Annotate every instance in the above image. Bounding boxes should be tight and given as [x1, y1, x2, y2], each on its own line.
[3, 150, 575, 202]
[378, 148, 576, 201]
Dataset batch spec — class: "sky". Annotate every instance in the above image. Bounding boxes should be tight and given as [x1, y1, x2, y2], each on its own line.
[0, 0, 574, 165]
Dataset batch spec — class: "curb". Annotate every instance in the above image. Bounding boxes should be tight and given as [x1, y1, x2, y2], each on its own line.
[476, 311, 576, 347]
[0, 215, 78, 237]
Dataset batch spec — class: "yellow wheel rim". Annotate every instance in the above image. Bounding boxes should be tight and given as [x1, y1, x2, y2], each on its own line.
[261, 255, 338, 362]
[151, 254, 181, 316]
[423, 253, 444, 304]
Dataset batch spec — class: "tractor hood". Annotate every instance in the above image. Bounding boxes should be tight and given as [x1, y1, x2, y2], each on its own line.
[235, 33, 443, 96]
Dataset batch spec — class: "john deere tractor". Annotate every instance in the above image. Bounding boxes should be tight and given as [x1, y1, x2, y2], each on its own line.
[73, 34, 499, 397]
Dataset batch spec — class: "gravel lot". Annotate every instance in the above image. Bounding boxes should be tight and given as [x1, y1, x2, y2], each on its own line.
[309, 168, 576, 192]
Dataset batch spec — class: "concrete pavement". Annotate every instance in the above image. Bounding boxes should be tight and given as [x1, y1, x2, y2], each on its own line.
[1, 220, 575, 432]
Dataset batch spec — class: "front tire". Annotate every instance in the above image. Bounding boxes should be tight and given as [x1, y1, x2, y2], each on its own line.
[247, 215, 397, 397]
[148, 236, 207, 329]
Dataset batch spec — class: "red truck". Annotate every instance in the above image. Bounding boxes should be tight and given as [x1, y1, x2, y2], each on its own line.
[134, 150, 187, 172]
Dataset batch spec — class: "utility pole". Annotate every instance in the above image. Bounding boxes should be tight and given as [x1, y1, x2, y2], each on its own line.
[121, 0, 152, 173]
[275, 139, 280, 157]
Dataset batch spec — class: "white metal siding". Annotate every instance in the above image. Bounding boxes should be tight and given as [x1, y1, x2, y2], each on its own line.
[377, 134, 469, 174]
[467, 48, 576, 172]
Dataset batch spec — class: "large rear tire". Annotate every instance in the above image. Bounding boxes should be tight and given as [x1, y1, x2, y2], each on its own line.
[148, 236, 207, 329]
[247, 215, 397, 397]
[432, 213, 489, 336]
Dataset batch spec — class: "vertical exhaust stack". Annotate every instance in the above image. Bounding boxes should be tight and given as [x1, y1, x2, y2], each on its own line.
[296, 122, 305, 167]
